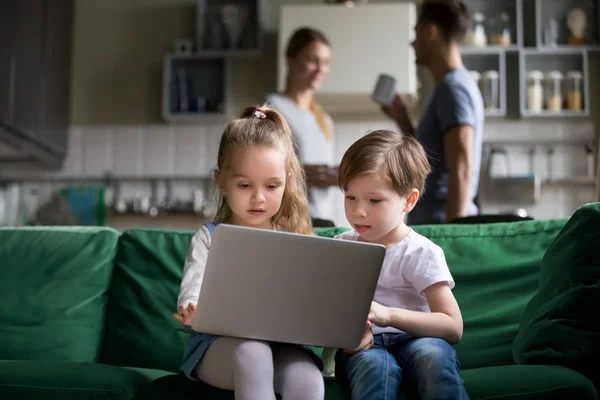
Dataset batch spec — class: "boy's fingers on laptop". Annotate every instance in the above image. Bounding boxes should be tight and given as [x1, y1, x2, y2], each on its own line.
[345, 321, 374, 355]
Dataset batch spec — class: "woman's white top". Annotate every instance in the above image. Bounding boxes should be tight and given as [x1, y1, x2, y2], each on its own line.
[265, 93, 336, 220]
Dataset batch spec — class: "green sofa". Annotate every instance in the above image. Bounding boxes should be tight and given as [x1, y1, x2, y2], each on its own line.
[1, 203, 599, 400]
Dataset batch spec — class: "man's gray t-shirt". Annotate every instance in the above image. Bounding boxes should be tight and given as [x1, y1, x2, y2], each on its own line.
[409, 66, 484, 225]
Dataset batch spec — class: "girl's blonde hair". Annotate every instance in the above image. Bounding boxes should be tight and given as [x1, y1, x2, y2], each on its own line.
[213, 105, 313, 235]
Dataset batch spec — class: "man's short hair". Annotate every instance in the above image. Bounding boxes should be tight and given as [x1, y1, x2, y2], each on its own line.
[418, 0, 470, 43]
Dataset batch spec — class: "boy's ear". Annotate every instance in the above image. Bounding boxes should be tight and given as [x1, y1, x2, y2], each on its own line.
[403, 189, 420, 213]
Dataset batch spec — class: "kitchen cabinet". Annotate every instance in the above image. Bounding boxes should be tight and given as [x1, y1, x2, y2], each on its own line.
[0, 0, 73, 167]
[277, 3, 417, 115]
[0, 2, 17, 124]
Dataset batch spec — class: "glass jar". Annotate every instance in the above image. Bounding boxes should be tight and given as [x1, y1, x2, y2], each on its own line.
[566, 70, 583, 111]
[469, 70, 481, 84]
[481, 70, 499, 110]
[489, 12, 511, 46]
[544, 71, 564, 112]
[526, 70, 544, 112]
[467, 12, 487, 47]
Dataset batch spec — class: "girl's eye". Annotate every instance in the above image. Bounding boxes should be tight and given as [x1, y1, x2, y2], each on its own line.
[369, 199, 383, 204]
[267, 184, 279, 190]
[238, 183, 250, 189]
[345, 196, 356, 201]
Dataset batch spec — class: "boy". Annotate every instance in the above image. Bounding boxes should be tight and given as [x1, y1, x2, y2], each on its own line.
[334, 130, 469, 399]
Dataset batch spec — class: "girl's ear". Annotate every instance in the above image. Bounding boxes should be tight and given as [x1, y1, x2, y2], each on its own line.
[214, 169, 225, 191]
[403, 189, 420, 213]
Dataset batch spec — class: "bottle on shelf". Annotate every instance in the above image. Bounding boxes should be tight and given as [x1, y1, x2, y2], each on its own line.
[489, 11, 511, 46]
[481, 70, 500, 111]
[465, 12, 487, 47]
[566, 70, 583, 111]
[526, 70, 544, 112]
[469, 70, 481, 85]
[544, 17, 559, 47]
[544, 71, 564, 112]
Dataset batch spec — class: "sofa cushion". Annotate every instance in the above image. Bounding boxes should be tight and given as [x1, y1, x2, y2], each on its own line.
[0, 360, 170, 400]
[129, 365, 596, 400]
[0, 227, 119, 362]
[461, 365, 597, 399]
[513, 202, 600, 386]
[405, 219, 567, 370]
[102, 229, 195, 372]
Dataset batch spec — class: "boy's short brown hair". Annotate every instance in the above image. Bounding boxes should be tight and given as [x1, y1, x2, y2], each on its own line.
[338, 130, 432, 196]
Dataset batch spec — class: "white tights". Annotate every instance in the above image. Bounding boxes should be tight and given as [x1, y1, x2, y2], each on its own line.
[194, 337, 325, 400]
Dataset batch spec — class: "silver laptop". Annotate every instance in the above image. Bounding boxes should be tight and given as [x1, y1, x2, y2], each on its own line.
[191, 224, 386, 350]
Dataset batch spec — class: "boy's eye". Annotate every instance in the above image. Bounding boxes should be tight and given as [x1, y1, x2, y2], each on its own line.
[345, 196, 356, 201]
[369, 199, 383, 204]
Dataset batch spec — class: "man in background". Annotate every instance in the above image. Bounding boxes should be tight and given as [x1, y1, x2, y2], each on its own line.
[383, 0, 484, 224]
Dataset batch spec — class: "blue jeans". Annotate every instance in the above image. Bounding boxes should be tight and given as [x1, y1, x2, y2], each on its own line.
[335, 333, 469, 400]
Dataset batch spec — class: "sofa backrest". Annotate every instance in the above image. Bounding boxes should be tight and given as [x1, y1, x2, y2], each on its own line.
[0, 227, 119, 362]
[412, 218, 567, 369]
[101, 218, 567, 372]
[101, 229, 194, 372]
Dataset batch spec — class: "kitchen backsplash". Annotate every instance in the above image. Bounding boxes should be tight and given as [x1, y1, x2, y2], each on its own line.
[0, 118, 596, 228]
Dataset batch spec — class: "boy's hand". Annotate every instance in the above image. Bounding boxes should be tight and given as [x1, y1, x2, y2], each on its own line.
[345, 321, 373, 355]
[368, 301, 391, 327]
[173, 303, 196, 326]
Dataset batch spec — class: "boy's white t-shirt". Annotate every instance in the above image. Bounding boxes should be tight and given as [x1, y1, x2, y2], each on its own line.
[335, 229, 455, 335]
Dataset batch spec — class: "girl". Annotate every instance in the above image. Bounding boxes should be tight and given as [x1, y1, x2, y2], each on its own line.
[266, 27, 338, 227]
[172, 105, 325, 400]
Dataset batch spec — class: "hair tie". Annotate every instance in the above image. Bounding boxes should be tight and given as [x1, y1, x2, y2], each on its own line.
[254, 108, 267, 119]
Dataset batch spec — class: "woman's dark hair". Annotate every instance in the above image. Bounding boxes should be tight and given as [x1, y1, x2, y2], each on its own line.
[285, 27, 330, 59]
[418, 0, 470, 43]
[284, 27, 332, 141]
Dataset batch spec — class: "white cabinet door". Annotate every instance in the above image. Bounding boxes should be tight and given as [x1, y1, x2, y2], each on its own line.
[278, 3, 417, 114]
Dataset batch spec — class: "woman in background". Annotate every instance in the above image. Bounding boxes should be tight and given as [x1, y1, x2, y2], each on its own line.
[266, 27, 338, 227]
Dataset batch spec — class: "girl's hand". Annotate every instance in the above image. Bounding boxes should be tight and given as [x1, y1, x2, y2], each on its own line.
[345, 321, 374, 355]
[173, 303, 196, 326]
[368, 301, 391, 327]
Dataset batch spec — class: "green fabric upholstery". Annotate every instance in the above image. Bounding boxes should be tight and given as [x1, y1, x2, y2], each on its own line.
[316, 219, 568, 369]
[131, 365, 597, 400]
[513, 202, 600, 386]
[1, 208, 598, 400]
[0, 227, 119, 362]
[102, 229, 195, 372]
[461, 365, 597, 399]
[0, 360, 170, 400]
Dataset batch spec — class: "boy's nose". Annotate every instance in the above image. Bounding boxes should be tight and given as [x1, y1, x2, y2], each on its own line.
[353, 207, 366, 218]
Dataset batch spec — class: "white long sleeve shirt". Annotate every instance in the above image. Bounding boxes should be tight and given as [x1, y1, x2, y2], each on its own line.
[177, 225, 212, 309]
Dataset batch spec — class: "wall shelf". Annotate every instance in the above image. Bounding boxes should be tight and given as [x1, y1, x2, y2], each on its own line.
[162, 54, 231, 123]
[463, 0, 523, 48]
[534, 0, 600, 50]
[162, 0, 266, 124]
[194, 0, 264, 55]
[519, 48, 589, 117]
[461, 46, 518, 54]
[544, 176, 596, 185]
[458, 0, 598, 121]
[463, 50, 507, 116]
